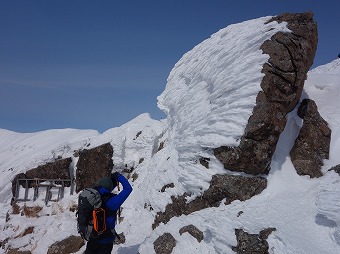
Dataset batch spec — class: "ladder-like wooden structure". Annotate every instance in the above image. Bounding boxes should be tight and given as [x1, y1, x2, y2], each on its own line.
[14, 178, 75, 205]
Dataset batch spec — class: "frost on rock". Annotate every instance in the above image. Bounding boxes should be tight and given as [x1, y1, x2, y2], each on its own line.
[215, 12, 318, 175]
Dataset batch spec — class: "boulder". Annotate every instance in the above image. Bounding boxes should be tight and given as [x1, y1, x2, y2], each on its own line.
[232, 228, 276, 254]
[290, 99, 331, 178]
[214, 12, 318, 175]
[76, 143, 113, 192]
[47, 235, 84, 254]
[153, 233, 176, 254]
[179, 224, 204, 243]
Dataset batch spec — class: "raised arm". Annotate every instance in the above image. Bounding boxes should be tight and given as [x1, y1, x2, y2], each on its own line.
[107, 173, 132, 210]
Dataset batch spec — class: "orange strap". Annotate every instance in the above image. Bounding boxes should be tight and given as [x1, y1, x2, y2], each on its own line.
[92, 208, 106, 234]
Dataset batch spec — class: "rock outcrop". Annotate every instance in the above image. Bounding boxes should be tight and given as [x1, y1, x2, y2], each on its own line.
[153, 174, 267, 229]
[214, 12, 318, 175]
[75, 143, 113, 192]
[153, 233, 176, 254]
[290, 99, 331, 178]
[11, 157, 72, 197]
[232, 228, 276, 254]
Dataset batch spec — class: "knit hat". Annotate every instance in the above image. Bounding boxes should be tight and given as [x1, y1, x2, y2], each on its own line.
[98, 177, 113, 191]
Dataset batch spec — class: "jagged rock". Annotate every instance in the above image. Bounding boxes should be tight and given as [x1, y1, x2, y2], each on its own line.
[232, 228, 276, 254]
[179, 224, 204, 243]
[199, 157, 210, 169]
[290, 99, 331, 178]
[329, 164, 340, 175]
[75, 143, 113, 192]
[203, 174, 267, 205]
[11, 158, 72, 196]
[153, 174, 267, 228]
[214, 12, 318, 175]
[153, 233, 176, 254]
[47, 235, 84, 254]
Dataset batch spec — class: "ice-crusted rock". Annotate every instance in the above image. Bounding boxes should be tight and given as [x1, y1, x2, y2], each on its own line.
[214, 12, 318, 175]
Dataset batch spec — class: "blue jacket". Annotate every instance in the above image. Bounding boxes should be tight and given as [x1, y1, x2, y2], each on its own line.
[95, 174, 132, 244]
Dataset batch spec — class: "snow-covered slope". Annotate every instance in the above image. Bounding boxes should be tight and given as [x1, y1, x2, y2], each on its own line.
[1, 17, 340, 254]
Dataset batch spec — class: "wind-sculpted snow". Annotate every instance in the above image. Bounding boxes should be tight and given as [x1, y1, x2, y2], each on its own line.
[158, 16, 290, 160]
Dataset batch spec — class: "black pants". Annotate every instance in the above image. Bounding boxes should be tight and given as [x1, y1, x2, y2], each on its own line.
[85, 239, 114, 254]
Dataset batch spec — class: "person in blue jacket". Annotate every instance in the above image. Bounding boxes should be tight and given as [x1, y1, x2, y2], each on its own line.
[85, 172, 132, 254]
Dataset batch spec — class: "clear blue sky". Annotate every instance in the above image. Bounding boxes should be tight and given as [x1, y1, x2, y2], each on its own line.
[1, 0, 339, 133]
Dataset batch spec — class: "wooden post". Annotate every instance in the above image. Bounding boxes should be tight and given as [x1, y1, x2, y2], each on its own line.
[33, 179, 39, 201]
[24, 179, 29, 201]
[15, 179, 20, 201]
[45, 184, 51, 205]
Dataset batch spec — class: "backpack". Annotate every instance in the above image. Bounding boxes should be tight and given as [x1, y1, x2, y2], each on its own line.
[77, 187, 117, 241]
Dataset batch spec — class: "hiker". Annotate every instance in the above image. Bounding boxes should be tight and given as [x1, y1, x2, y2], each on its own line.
[84, 172, 132, 254]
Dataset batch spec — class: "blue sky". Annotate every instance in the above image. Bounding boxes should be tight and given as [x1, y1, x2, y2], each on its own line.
[1, 0, 339, 133]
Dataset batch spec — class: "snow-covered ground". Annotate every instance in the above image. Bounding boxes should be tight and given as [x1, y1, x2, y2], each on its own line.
[1, 15, 340, 254]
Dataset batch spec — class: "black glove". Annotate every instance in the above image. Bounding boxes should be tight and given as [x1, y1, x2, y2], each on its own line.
[111, 172, 121, 183]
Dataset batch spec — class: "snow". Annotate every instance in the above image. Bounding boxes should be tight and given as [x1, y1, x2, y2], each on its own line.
[1, 16, 340, 254]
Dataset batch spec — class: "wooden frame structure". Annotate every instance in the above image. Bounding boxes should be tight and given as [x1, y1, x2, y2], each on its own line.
[14, 178, 75, 205]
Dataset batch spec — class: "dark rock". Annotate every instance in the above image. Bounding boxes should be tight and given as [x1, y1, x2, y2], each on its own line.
[132, 172, 139, 182]
[134, 131, 142, 140]
[153, 233, 176, 254]
[202, 174, 267, 206]
[0, 238, 9, 249]
[153, 174, 267, 229]
[232, 228, 276, 254]
[329, 164, 340, 175]
[161, 183, 175, 192]
[47, 235, 84, 254]
[158, 141, 165, 152]
[179, 224, 204, 243]
[214, 12, 317, 175]
[75, 143, 113, 192]
[199, 157, 210, 169]
[290, 99, 331, 178]
[11, 158, 72, 197]
[114, 233, 126, 245]
[26, 158, 72, 181]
